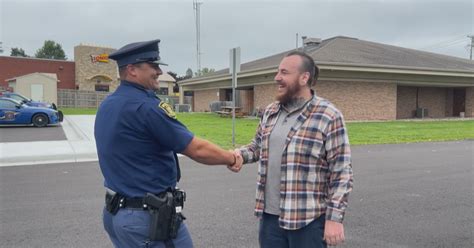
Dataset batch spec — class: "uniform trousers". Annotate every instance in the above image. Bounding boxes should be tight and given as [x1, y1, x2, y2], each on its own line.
[103, 207, 193, 248]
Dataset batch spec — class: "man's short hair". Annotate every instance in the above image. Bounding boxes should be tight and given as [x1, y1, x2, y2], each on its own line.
[118, 66, 127, 80]
[285, 51, 319, 86]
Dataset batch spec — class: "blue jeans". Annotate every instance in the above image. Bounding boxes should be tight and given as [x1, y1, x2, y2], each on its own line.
[103, 207, 193, 248]
[259, 213, 327, 248]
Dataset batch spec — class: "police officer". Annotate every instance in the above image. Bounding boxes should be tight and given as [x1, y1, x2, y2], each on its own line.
[95, 39, 242, 248]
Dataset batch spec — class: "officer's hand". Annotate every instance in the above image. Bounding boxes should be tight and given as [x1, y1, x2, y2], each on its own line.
[323, 220, 345, 246]
[227, 150, 243, 173]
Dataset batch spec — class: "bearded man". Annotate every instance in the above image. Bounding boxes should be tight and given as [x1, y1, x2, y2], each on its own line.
[236, 51, 354, 248]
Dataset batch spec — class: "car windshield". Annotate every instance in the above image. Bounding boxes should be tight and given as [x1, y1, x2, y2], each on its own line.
[8, 98, 23, 105]
[0, 98, 23, 108]
[16, 93, 31, 102]
[10, 94, 28, 102]
[0, 92, 31, 102]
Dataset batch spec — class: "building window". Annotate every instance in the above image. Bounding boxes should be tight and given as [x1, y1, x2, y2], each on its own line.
[173, 83, 179, 93]
[95, 84, 109, 92]
[156, 88, 169, 96]
[225, 89, 233, 101]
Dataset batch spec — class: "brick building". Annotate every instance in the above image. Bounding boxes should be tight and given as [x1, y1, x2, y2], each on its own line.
[179, 36, 474, 120]
[1, 44, 177, 102]
[0, 44, 118, 92]
[0, 56, 75, 90]
[74, 44, 119, 92]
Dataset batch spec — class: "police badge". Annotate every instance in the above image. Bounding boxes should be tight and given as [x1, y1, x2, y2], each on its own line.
[159, 102, 177, 119]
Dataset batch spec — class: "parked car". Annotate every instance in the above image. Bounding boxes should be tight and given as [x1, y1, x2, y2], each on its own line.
[0, 98, 63, 127]
[0, 91, 63, 120]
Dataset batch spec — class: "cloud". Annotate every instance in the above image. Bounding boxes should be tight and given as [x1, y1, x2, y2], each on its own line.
[1, 0, 472, 74]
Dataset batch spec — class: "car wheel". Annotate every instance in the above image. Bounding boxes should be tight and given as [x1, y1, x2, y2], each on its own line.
[32, 113, 48, 127]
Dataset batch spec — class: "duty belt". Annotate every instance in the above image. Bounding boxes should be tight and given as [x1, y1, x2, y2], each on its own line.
[105, 192, 147, 209]
[105, 188, 186, 212]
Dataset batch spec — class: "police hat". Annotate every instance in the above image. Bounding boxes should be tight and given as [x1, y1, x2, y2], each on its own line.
[109, 39, 168, 67]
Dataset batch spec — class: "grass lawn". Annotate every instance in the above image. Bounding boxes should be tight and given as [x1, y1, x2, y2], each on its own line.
[61, 108, 98, 115]
[178, 113, 474, 149]
[60, 109, 473, 149]
[346, 120, 473, 145]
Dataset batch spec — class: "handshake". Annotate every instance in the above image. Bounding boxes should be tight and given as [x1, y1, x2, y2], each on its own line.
[227, 149, 243, 173]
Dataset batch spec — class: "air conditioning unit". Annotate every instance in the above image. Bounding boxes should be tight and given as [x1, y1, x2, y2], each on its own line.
[175, 104, 191, 113]
[415, 108, 428, 118]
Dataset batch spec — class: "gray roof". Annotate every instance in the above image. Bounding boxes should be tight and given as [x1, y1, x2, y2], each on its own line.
[193, 36, 474, 79]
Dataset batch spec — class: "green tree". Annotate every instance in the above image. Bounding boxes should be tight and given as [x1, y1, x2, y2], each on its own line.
[185, 68, 193, 78]
[35, 40, 67, 60]
[167, 71, 178, 80]
[194, 67, 215, 77]
[10, 47, 28, 57]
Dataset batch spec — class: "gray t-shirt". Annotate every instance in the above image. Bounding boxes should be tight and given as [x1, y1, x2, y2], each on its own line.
[264, 102, 308, 215]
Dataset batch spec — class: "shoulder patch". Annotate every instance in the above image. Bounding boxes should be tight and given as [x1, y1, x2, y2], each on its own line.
[159, 102, 177, 119]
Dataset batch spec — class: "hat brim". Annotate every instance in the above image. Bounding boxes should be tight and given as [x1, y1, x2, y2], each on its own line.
[150, 60, 168, 66]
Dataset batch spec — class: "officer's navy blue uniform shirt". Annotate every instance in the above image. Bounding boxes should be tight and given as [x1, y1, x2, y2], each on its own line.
[95, 81, 194, 198]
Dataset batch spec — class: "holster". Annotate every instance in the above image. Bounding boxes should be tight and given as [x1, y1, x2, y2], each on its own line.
[144, 191, 185, 241]
[105, 191, 121, 215]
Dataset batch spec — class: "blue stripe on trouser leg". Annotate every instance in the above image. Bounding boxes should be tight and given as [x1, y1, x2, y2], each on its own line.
[103, 207, 193, 248]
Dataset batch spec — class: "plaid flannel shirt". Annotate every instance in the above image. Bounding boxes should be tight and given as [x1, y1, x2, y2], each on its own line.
[240, 95, 353, 230]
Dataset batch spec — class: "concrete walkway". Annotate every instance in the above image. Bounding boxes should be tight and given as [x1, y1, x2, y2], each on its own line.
[0, 115, 97, 167]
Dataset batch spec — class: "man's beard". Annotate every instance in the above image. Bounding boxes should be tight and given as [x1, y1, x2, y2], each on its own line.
[276, 81, 301, 104]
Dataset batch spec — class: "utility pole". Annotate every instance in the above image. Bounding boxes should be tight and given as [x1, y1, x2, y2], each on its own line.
[468, 35, 474, 60]
[296, 33, 298, 49]
[193, 0, 203, 74]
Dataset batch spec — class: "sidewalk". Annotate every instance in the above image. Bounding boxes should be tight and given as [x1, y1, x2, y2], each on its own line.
[0, 115, 98, 167]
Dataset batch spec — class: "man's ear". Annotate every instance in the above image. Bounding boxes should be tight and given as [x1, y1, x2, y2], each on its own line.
[300, 72, 310, 86]
[126, 64, 138, 78]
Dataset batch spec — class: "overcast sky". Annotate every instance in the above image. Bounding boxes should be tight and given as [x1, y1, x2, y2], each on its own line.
[0, 0, 472, 75]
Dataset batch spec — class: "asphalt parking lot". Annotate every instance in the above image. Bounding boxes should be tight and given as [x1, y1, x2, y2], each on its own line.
[0, 125, 66, 142]
[0, 141, 472, 248]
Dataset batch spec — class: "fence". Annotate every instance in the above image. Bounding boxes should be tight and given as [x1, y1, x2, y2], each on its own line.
[58, 89, 109, 108]
[58, 89, 187, 110]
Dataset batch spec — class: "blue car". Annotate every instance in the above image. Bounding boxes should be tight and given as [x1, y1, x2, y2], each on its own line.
[0, 98, 63, 127]
[0, 91, 55, 108]
[0, 91, 63, 121]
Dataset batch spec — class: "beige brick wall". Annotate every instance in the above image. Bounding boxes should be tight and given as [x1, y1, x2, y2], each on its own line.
[254, 84, 277, 111]
[397, 86, 450, 118]
[315, 81, 397, 120]
[194, 89, 219, 112]
[74, 45, 119, 92]
[239, 90, 254, 115]
[417, 87, 447, 118]
[218, 89, 227, 101]
[466, 87, 474, 117]
[397, 86, 417, 119]
[192, 83, 469, 120]
[445, 89, 454, 117]
[253, 81, 397, 120]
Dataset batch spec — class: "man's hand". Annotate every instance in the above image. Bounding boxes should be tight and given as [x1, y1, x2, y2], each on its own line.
[324, 220, 345, 246]
[227, 149, 243, 172]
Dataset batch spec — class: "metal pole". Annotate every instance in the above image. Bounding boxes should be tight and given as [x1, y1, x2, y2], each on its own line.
[296, 33, 298, 49]
[232, 49, 237, 147]
[468, 35, 474, 60]
[193, 1, 202, 73]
